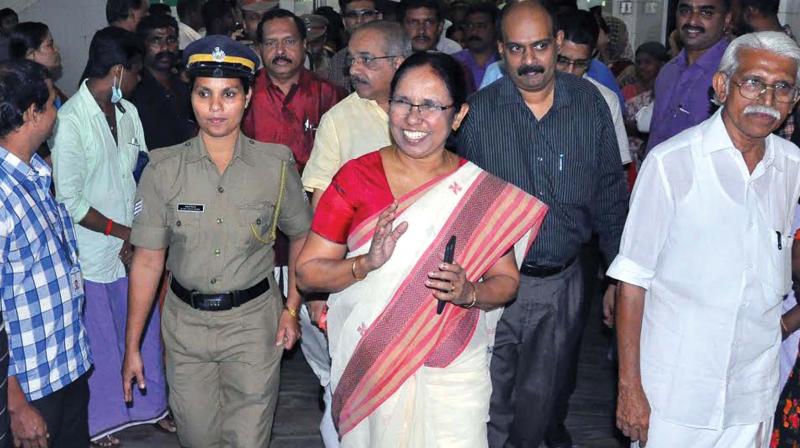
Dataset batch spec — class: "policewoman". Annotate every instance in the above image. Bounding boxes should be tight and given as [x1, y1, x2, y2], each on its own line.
[121, 36, 311, 447]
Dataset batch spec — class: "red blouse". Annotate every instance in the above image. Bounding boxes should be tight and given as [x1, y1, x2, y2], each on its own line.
[312, 151, 467, 244]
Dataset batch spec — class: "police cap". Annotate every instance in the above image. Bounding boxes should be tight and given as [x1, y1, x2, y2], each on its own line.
[183, 35, 259, 80]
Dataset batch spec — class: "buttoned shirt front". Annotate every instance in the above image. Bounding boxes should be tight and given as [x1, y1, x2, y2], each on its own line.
[130, 134, 312, 293]
[301, 92, 391, 192]
[458, 73, 628, 267]
[607, 109, 800, 429]
[646, 38, 729, 152]
[51, 80, 147, 283]
[0, 148, 91, 401]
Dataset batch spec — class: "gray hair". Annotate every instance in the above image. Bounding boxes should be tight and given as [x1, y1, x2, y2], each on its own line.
[713, 31, 800, 104]
[351, 20, 413, 58]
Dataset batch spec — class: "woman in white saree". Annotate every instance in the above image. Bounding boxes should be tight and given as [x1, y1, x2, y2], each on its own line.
[297, 52, 548, 447]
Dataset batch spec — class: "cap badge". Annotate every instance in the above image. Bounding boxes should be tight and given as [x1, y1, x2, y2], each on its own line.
[211, 47, 226, 62]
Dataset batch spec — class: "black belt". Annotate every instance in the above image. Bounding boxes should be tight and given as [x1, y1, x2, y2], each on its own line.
[520, 257, 576, 278]
[170, 277, 270, 311]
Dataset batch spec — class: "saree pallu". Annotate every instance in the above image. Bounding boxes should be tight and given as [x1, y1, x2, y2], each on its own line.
[327, 162, 547, 447]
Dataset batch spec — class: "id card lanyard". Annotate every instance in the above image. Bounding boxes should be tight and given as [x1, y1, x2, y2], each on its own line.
[19, 173, 79, 268]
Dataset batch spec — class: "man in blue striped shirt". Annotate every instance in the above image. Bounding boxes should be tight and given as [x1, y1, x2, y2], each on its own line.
[458, 2, 628, 447]
[0, 60, 92, 448]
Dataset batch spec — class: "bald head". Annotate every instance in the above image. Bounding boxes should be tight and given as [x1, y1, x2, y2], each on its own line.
[500, 0, 556, 43]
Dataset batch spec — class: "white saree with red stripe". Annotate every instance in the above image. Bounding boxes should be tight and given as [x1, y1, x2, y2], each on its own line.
[326, 162, 547, 447]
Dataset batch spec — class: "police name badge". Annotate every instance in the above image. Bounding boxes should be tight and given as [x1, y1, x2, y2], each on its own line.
[177, 203, 205, 212]
[69, 266, 84, 297]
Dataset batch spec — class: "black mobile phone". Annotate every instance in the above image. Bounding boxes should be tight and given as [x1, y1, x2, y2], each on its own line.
[437, 236, 457, 315]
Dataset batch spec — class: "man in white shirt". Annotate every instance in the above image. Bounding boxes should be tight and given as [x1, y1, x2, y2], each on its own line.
[397, 0, 461, 54]
[610, 31, 800, 448]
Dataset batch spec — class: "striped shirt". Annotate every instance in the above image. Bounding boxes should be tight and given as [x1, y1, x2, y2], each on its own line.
[0, 146, 91, 401]
[457, 72, 628, 266]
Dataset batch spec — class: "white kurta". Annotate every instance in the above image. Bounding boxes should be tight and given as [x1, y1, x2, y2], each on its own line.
[608, 109, 800, 444]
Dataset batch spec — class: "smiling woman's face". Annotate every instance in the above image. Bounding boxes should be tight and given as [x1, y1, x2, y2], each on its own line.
[389, 64, 463, 160]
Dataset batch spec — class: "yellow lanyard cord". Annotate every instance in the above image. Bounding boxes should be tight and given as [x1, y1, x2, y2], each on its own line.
[250, 160, 287, 244]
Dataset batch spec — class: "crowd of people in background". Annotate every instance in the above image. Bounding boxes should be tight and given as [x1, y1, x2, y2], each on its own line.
[1, 0, 800, 447]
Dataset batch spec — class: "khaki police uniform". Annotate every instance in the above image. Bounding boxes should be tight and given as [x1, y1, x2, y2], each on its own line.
[130, 134, 312, 447]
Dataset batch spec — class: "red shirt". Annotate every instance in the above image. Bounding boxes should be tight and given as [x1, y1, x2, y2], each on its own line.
[243, 68, 345, 172]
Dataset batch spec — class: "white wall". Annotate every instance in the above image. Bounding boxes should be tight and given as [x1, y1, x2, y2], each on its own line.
[15, 0, 108, 96]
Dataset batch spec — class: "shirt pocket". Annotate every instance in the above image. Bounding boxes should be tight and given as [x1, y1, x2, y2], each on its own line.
[235, 201, 276, 251]
[762, 225, 792, 296]
[167, 205, 202, 251]
[554, 151, 593, 205]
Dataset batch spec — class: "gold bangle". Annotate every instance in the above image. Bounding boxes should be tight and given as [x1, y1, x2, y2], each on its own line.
[463, 282, 478, 309]
[284, 306, 299, 320]
[351, 256, 367, 281]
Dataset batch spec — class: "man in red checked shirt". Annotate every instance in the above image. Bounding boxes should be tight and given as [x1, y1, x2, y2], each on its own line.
[243, 8, 344, 172]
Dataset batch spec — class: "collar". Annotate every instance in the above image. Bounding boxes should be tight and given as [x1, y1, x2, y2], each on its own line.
[351, 92, 388, 121]
[676, 38, 729, 71]
[497, 71, 573, 111]
[700, 108, 781, 171]
[75, 78, 130, 119]
[0, 145, 51, 185]
[185, 133, 256, 167]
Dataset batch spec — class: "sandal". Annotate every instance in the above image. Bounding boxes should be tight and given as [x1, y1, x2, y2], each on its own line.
[91, 435, 121, 447]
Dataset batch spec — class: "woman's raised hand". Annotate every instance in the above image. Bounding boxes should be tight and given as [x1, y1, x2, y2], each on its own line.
[363, 202, 408, 272]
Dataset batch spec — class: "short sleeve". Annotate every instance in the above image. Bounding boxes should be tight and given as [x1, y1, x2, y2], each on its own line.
[130, 163, 169, 249]
[302, 112, 341, 192]
[277, 162, 313, 238]
[311, 171, 357, 244]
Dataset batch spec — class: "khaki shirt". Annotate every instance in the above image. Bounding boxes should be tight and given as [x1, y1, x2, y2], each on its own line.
[130, 134, 312, 293]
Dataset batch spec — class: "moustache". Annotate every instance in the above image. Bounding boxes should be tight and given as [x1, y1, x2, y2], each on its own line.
[743, 104, 781, 120]
[155, 51, 176, 61]
[467, 35, 482, 43]
[272, 55, 293, 65]
[413, 34, 431, 42]
[351, 75, 369, 86]
[517, 65, 545, 76]
[681, 25, 705, 35]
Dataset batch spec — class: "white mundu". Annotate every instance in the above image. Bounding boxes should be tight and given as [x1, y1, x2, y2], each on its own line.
[608, 109, 800, 447]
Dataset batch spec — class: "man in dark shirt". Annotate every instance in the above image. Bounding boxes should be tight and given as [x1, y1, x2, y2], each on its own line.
[131, 13, 197, 150]
[457, 2, 627, 447]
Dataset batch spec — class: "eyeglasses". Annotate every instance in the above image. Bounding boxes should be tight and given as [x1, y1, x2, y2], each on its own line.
[556, 55, 590, 70]
[343, 9, 379, 19]
[389, 98, 454, 118]
[346, 54, 398, 69]
[733, 77, 800, 103]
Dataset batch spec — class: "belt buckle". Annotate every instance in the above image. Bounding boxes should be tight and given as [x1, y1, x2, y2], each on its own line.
[189, 290, 201, 309]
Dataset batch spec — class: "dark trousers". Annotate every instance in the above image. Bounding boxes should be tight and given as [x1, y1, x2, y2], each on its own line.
[488, 261, 584, 448]
[22, 373, 89, 448]
[545, 242, 600, 445]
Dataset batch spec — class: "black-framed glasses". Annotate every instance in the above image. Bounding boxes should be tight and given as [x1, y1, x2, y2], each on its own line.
[343, 8, 379, 19]
[345, 54, 398, 69]
[389, 98, 454, 118]
[556, 55, 590, 70]
[733, 77, 800, 103]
